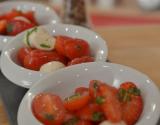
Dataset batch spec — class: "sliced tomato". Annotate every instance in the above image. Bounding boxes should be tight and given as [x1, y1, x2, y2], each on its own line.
[75, 87, 89, 94]
[76, 103, 103, 122]
[17, 47, 33, 65]
[68, 56, 94, 66]
[63, 118, 92, 125]
[89, 80, 103, 99]
[23, 11, 37, 25]
[64, 92, 90, 112]
[32, 93, 66, 125]
[76, 120, 92, 125]
[119, 82, 143, 125]
[5, 9, 22, 20]
[23, 50, 67, 71]
[0, 20, 7, 34]
[99, 84, 122, 123]
[6, 19, 35, 36]
[55, 36, 73, 56]
[65, 39, 91, 60]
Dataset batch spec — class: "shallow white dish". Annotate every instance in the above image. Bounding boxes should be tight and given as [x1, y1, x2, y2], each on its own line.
[0, 24, 108, 88]
[0, 1, 60, 51]
[17, 62, 160, 125]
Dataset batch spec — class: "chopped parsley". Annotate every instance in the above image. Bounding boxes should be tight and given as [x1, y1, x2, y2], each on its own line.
[40, 43, 51, 48]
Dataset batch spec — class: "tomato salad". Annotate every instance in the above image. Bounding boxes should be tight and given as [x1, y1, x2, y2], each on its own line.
[0, 9, 37, 36]
[32, 80, 143, 125]
[17, 27, 94, 72]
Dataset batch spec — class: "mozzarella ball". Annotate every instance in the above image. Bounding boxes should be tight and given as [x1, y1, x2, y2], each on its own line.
[40, 61, 65, 73]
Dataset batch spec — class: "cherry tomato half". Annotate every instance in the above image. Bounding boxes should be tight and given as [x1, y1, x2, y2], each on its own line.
[68, 56, 94, 66]
[76, 103, 103, 122]
[7, 19, 35, 36]
[17, 47, 33, 65]
[32, 93, 66, 125]
[65, 39, 91, 60]
[23, 50, 67, 71]
[64, 92, 90, 112]
[55, 36, 73, 56]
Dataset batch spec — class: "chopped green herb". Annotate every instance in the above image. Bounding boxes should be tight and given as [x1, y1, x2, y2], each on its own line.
[118, 88, 126, 100]
[26, 27, 38, 47]
[7, 24, 13, 33]
[65, 93, 81, 101]
[63, 117, 78, 125]
[93, 81, 98, 90]
[44, 113, 54, 121]
[40, 43, 51, 48]
[128, 87, 141, 96]
[92, 112, 104, 122]
[95, 96, 105, 105]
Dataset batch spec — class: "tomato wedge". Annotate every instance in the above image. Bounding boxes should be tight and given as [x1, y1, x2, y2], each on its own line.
[89, 80, 103, 99]
[32, 93, 66, 125]
[68, 56, 94, 66]
[23, 50, 67, 71]
[17, 47, 33, 65]
[64, 92, 90, 112]
[75, 87, 89, 94]
[76, 103, 103, 122]
[55, 36, 73, 56]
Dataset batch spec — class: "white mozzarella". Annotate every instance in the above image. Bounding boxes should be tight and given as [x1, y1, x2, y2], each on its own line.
[40, 61, 65, 73]
[99, 121, 126, 125]
[24, 27, 56, 51]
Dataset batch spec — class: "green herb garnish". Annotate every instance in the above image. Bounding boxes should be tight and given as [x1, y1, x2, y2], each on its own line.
[44, 113, 54, 121]
[40, 43, 51, 48]
[92, 112, 104, 122]
[65, 93, 81, 101]
[63, 117, 78, 125]
[7, 24, 13, 33]
[95, 96, 105, 105]
[26, 27, 38, 47]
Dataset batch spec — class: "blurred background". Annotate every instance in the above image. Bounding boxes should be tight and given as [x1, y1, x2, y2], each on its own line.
[1, 0, 160, 28]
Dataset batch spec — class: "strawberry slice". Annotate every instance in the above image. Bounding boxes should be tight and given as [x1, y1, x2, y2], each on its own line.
[99, 84, 122, 123]
[119, 82, 143, 125]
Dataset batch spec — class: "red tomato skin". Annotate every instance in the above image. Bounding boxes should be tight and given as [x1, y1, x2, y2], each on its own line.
[55, 36, 73, 56]
[17, 47, 33, 65]
[7, 19, 35, 36]
[89, 80, 103, 99]
[76, 103, 101, 121]
[64, 92, 91, 112]
[68, 56, 94, 66]
[4, 9, 22, 20]
[76, 120, 92, 125]
[32, 93, 66, 125]
[75, 87, 89, 94]
[22, 11, 37, 25]
[0, 20, 7, 34]
[99, 84, 122, 123]
[23, 50, 67, 71]
[65, 39, 91, 60]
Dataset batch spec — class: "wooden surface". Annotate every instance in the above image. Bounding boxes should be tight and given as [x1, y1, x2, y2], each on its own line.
[94, 25, 160, 88]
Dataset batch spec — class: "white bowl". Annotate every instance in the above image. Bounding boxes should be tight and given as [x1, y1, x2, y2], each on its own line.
[0, 1, 60, 51]
[0, 24, 108, 88]
[17, 62, 160, 125]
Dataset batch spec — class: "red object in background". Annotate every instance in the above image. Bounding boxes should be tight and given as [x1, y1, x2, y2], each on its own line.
[90, 13, 160, 27]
